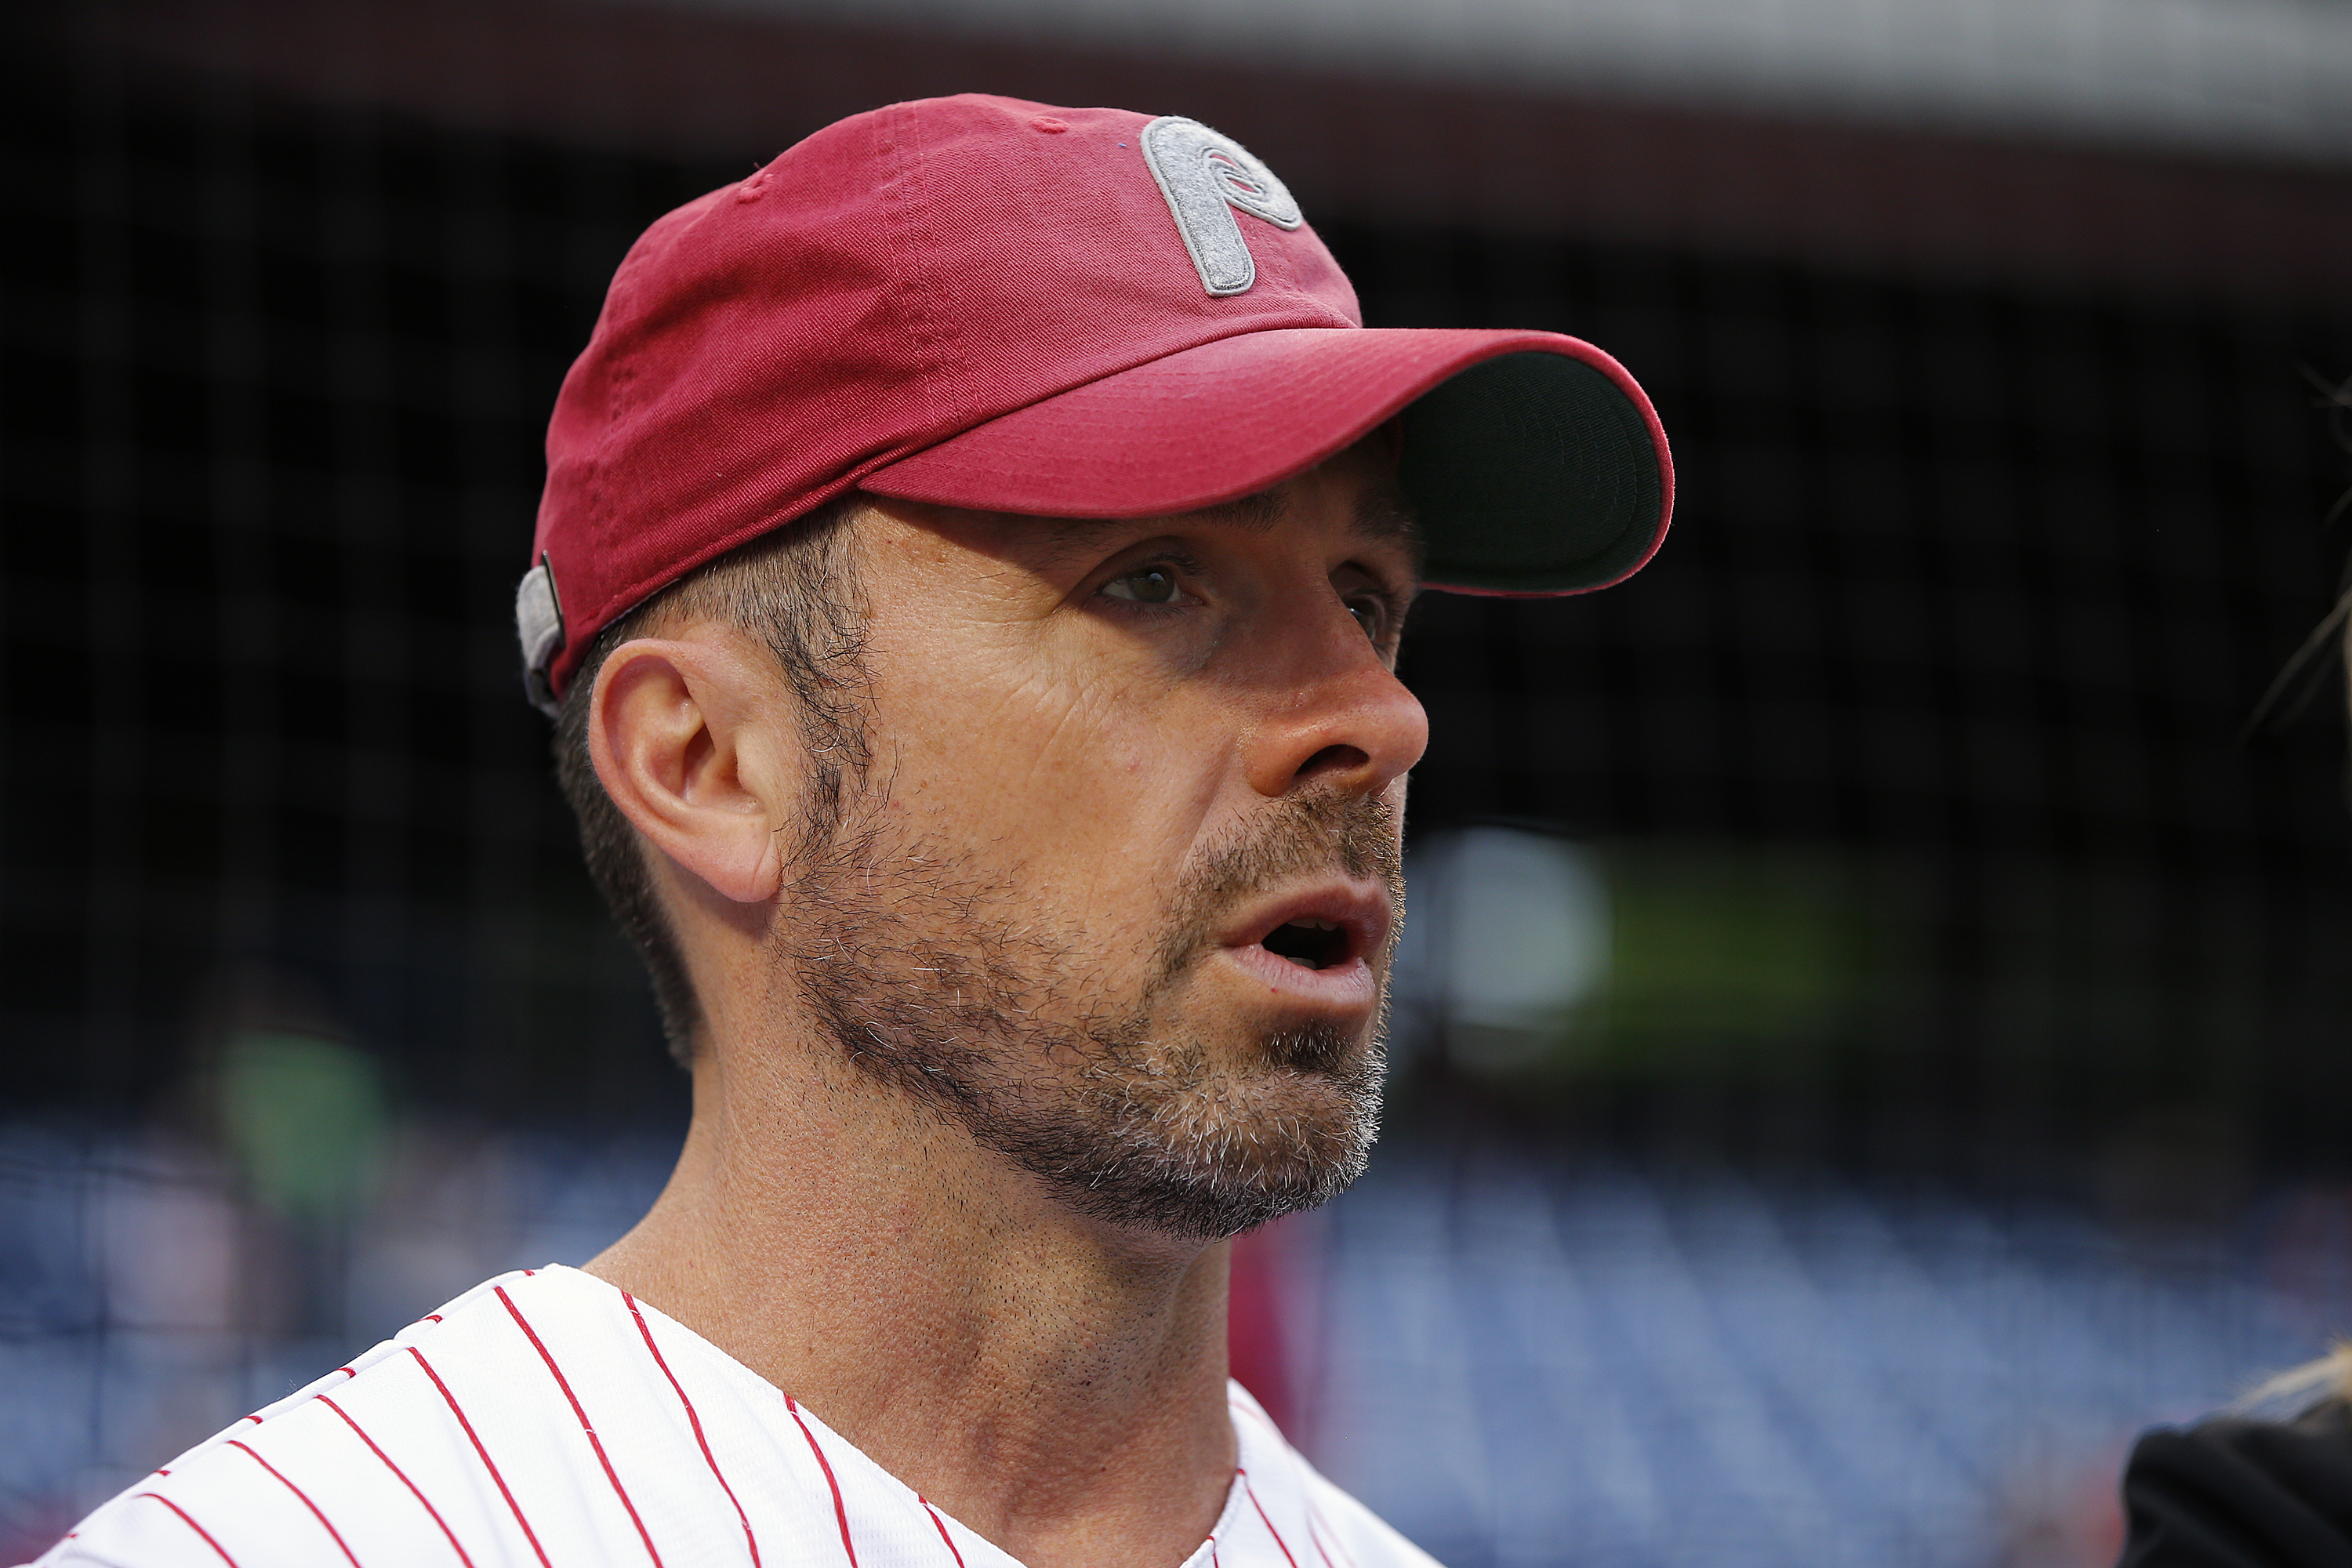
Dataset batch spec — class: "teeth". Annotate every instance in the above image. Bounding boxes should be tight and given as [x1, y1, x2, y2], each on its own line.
[1283, 953, 1319, 968]
[1287, 918, 1339, 931]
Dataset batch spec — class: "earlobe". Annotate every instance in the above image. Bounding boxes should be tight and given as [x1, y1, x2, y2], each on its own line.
[587, 632, 794, 906]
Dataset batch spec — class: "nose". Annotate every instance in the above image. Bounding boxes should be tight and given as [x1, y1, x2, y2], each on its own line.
[1243, 604, 1430, 800]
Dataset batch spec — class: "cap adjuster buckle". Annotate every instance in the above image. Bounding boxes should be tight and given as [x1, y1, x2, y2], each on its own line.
[515, 550, 568, 718]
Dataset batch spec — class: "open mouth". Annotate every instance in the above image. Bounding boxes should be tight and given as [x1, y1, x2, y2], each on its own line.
[1259, 917, 1354, 971]
[1222, 884, 1390, 993]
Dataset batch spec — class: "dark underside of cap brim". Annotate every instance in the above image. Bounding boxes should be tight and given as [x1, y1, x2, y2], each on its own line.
[862, 326, 1670, 597]
[1401, 350, 1665, 593]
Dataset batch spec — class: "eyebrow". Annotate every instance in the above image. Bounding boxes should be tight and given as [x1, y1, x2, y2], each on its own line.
[1342, 486, 1425, 562]
[1036, 483, 1425, 565]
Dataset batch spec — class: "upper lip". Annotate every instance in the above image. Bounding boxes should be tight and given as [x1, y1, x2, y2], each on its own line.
[1223, 882, 1395, 967]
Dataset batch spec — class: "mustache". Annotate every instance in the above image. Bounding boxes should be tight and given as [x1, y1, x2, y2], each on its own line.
[1150, 788, 1406, 985]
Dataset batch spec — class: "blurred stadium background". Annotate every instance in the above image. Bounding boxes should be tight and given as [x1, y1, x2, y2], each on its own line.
[6, 0, 2352, 1562]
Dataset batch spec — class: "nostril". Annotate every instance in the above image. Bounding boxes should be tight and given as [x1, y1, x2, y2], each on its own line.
[1295, 744, 1368, 783]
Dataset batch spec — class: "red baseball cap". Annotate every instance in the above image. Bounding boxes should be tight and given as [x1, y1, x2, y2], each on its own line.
[519, 93, 1673, 711]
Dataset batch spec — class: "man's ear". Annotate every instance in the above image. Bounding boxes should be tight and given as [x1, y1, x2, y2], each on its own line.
[587, 627, 795, 905]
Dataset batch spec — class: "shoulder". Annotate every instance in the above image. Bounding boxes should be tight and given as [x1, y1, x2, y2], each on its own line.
[1224, 1383, 1445, 1568]
[24, 1267, 963, 1568]
[21, 1267, 693, 1568]
[2120, 1399, 2352, 1567]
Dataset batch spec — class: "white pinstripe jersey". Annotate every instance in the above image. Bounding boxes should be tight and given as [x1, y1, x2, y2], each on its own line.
[27, 1266, 1440, 1568]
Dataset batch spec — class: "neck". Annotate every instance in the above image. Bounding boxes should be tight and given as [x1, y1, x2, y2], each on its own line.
[585, 1029, 1239, 1568]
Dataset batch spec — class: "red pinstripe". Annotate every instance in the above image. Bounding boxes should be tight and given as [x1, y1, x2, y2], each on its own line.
[622, 1290, 761, 1567]
[1298, 1503, 1341, 1568]
[1229, 1397, 1355, 1568]
[320, 1395, 476, 1568]
[919, 1497, 966, 1567]
[1239, 1470, 1300, 1568]
[136, 1494, 238, 1566]
[1302, 1495, 1358, 1568]
[784, 1396, 859, 1568]
[495, 1285, 666, 1567]
[228, 1440, 362, 1568]
[408, 1347, 553, 1568]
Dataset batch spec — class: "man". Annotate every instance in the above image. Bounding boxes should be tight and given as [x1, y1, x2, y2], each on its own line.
[34, 94, 1670, 1567]
[2112, 376, 2352, 1568]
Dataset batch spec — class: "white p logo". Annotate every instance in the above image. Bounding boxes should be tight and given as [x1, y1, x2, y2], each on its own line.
[1140, 117, 1304, 298]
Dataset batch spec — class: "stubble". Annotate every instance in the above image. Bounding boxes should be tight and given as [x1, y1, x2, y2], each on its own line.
[784, 788, 1405, 1239]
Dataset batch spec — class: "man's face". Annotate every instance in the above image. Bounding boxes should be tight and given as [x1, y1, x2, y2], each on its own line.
[775, 441, 1429, 1240]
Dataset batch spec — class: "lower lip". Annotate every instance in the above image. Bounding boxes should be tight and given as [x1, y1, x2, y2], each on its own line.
[1220, 943, 1380, 1009]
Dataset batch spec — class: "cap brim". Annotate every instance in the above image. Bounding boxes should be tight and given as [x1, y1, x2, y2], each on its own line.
[863, 326, 1672, 595]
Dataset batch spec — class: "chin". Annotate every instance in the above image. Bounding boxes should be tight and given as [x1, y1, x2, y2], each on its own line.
[807, 910, 1394, 1239]
[1064, 1125, 1378, 1242]
[1029, 1024, 1391, 1242]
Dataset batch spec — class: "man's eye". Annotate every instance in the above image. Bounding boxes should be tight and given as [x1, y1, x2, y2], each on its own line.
[1102, 565, 1182, 604]
[1348, 599, 1384, 638]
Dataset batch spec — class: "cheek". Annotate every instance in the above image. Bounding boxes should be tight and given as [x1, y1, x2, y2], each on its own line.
[895, 674, 1231, 917]
[1011, 701, 1223, 861]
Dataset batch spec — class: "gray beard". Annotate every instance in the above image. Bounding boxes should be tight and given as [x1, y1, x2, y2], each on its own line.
[784, 789, 1400, 1240]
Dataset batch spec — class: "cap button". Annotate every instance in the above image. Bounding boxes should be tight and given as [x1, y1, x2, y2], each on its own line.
[1029, 116, 1069, 134]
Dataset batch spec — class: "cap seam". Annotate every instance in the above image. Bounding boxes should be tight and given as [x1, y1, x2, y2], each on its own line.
[577, 205, 710, 635]
[874, 103, 959, 438]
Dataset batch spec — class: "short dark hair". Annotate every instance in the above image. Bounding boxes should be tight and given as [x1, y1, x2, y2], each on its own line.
[552, 499, 871, 1064]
